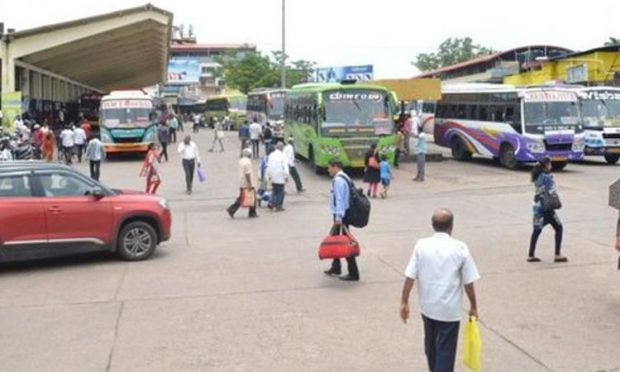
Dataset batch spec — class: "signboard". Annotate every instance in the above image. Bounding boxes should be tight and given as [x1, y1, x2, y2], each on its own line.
[522, 91, 577, 102]
[101, 100, 153, 109]
[316, 65, 374, 83]
[1, 91, 22, 133]
[167, 59, 200, 84]
[566, 64, 588, 84]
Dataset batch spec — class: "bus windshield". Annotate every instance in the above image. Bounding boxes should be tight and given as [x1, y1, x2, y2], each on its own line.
[100, 100, 152, 128]
[322, 90, 392, 134]
[268, 95, 285, 120]
[206, 99, 228, 111]
[523, 101, 582, 134]
[581, 98, 620, 127]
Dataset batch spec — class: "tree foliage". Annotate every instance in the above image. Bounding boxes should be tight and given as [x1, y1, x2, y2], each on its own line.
[604, 37, 620, 46]
[216, 51, 315, 93]
[413, 37, 494, 72]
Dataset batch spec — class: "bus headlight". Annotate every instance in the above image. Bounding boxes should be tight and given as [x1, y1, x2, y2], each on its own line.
[526, 142, 545, 153]
[143, 127, 156, 142]
[100, 128, 112, 143]
[321, 145, 340, 155]
[572, 141, 585, 152]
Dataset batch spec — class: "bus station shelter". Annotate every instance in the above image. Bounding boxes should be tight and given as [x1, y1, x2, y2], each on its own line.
[0, 3, 173, 130]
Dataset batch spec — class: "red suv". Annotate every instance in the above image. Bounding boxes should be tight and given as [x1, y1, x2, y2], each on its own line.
[0, 161, 171, 262]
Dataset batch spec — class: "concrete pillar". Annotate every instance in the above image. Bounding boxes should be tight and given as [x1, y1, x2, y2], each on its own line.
[1, 55, 15, 93]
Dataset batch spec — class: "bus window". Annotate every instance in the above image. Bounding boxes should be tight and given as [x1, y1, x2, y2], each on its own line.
[478, 106, 489, 121]
[456, 105, 467, 119]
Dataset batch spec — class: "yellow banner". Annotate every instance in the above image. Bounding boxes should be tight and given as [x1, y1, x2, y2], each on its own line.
[1, 91, 22, 133]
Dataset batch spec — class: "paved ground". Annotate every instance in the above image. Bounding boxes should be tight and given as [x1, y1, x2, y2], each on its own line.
[1, 128, 619, 372]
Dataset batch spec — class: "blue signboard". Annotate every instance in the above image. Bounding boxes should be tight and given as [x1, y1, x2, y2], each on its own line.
[316, 65, 374, 83]
[167, 59, 201, 85]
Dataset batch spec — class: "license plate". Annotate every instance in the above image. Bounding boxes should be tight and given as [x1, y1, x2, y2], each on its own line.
[608, 148, 620, 154]
[551, 156, 567, 162]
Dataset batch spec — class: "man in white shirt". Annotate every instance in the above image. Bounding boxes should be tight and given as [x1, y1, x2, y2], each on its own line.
[85, 136, 106, 181]
[59, 126, 75, 165]
[400, 208, 480, 372]
[73, 125, 87, 163]
[267, 141, 289, 211]
[249, 118, 262, 159]
[283, 137, 305, 192]
[177, 135, 202, 194]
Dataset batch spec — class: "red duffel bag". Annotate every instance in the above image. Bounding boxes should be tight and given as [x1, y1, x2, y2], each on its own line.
[318, 226, 361, 260]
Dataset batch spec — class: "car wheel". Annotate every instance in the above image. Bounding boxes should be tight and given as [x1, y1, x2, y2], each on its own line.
[117, 221, 157, 261]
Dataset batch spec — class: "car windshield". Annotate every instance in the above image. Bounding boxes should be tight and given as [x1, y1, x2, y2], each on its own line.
[322, 90, 393, 135]
[581, 97, 620, 127]
[523, 101, 582, 134]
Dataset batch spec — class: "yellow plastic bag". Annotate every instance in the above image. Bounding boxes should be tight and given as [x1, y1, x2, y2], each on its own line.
[462, 316, 482, 371]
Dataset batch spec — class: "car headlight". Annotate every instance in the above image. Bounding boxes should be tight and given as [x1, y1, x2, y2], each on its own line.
[526, 142, 545, 153]
[159, 198, 170, 210]
[100, 128, 112, 143]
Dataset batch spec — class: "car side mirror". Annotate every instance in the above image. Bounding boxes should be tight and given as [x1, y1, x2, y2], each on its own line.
[90, 188, 105, 200]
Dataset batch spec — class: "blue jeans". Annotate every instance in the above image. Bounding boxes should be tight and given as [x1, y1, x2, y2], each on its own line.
[422, 314, 460, 372]
[271, 183, 285, 209]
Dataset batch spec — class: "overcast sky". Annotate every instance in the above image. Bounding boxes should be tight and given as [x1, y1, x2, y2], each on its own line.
[4, 0, 620, 79]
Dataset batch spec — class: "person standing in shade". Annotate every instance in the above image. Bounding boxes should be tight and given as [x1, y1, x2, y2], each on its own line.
[168, 114, 179, 143]
[177, 135, 202, 195]
[226, 148, 259, 219]
[400, 208, 480, 372]
[249, 118, 262, 159]
[413, 121, 427, 182]
[73, 125, 87, 163]
[157, 123, 170, 162]
[59, 125, 75, 165]
[262, 122, 273, 155]
[394, 129, 405, 168]
[267, 141, 289, 211]
[42, 130, 55, 162]
[284, 137, 305, 193]
[528, 157, 567, 263]
[324, 159, 359, 281]
[85, 135, 106, 181]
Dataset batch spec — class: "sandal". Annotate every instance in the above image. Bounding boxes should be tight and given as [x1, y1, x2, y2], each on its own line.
[554, 256, 568, 263]
[527, 257, 541, 262]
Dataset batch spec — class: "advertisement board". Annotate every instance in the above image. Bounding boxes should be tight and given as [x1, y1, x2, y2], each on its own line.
[1, 91, 23, 132]
[316, 65, 374, 83]
[167, 59, 201, 84]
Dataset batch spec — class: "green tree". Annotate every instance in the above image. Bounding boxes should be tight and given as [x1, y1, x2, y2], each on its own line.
[604, 37, 620, 46]
[413, 37, 494, 72]
[216, 51, 315, 93]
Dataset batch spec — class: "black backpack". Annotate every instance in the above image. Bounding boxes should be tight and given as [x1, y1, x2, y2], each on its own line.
[338, 174, 371, 228]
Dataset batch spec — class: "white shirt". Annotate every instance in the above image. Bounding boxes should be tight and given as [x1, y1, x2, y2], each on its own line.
[74, 128, 87, 145]
[60, 129, 75, 147]
[283, 144, 296, 167]
[267, 149, 289, 184]
[249, 123, 262, 140]
[404, 232, 480, 322]
[177, 141, 201, 162]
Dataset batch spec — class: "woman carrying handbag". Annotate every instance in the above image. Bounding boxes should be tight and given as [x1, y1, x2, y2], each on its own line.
[528, 156, 567, 263]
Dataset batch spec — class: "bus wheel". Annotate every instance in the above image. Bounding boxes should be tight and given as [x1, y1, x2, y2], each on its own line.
[451, 137, 472, 161]
[604, 154, 620, 164]
[551, 161, 568, 171]
[499, 144, 518, 170]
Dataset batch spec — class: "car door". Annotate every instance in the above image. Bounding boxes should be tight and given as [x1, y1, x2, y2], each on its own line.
[0, 172, 48, 253]
[35, 170, 113, 249]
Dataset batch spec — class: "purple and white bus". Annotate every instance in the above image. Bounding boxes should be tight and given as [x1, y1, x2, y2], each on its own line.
[434, 84, 585, 170]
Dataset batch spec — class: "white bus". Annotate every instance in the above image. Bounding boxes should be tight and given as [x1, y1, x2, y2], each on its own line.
[99, 90, 156, 153]
[577, 87, 620, 164]
[434, 83, 585, 170]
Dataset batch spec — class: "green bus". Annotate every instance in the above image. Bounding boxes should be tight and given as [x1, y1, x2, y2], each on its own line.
[284, 82, 399, 172]
[204, 94, 247, 130]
